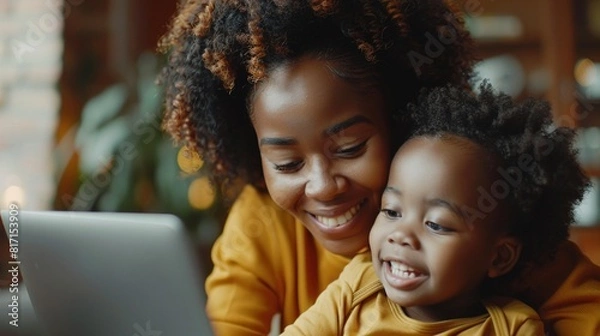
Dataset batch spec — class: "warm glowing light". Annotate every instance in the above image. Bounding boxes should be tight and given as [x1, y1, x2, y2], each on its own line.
[574, 59, 597, 87]
[2, 185, 25, 208]
[188, 177, 215, 210]
[177, 146, 203, 174]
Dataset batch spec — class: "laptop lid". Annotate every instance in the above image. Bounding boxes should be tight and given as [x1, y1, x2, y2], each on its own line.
[0, 210, 212, 336]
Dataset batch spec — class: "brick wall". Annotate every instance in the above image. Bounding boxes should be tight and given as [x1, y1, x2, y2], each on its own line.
[0, 0, 66, 210]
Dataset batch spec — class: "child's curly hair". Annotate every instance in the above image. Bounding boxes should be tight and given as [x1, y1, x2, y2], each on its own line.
[158, 0, 476, 192]
[407, 82, 590, 273]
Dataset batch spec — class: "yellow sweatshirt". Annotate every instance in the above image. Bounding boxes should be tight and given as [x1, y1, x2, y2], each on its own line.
[281, 253, 544, 335]
[205, 185, 600, 336]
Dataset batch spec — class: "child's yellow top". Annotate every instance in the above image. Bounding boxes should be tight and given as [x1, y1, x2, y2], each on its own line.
[205, 185, 600, 336]
[281, 252, 543, 335]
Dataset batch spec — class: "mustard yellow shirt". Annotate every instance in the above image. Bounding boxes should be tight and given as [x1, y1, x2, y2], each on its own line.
[205, 185, 600, 335]
[205, 185, 350, 335]
[281, 253, 544, 335]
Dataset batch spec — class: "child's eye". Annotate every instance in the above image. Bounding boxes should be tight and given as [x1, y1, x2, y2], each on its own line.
[426, 221, 453, 233]
[380, 209, 402, 219]
[336, 140, 367, 158]
[273, 161, 303, 172]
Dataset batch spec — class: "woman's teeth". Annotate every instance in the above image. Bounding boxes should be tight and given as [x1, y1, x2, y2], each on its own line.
[390, 261, 420, 278]
[316, 204, 360, 228]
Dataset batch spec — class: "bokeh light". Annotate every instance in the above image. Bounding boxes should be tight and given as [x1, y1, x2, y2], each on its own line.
[177, 146, 203, 174]
[188, 177, 215, 210]
[574, 58, 597, 87]
[2, 185, 25, 209]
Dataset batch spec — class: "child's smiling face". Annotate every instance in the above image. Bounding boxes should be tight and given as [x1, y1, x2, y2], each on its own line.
[369, 135, 520, 321]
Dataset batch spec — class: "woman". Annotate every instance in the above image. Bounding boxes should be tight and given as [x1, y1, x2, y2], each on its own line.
[158, 1, 600, 335]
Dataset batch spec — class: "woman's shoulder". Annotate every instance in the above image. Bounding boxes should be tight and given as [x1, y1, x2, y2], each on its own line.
[231, 184, 278, 209]
[507, 241, 600, 335]
[228, 185, 295, 225]
[219, 185, 302, 252]
[539, 241, 600, 335]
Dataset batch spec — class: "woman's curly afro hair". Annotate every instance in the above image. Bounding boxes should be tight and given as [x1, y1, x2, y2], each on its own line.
[158, 0, 476, 194]
[406, 82, 590, 273]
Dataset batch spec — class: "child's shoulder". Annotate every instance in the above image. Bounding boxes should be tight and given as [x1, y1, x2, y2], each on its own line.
[486, 296, 538, 314]
[484, 296, 544, 335]
[337, 252, 383, 306]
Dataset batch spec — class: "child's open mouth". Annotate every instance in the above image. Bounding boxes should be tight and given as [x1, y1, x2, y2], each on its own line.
[389, 260, 422, 279]
[383, 260, 427, 290]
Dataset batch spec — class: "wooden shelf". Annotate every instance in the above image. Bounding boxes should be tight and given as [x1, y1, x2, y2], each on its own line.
[576, 106, 600, 128]
[474, 38, 541, 50]
[466, 0, 600, 266]
[585, 167, 600, 178]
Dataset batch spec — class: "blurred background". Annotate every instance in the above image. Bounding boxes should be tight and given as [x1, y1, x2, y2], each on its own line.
[0, 0, 599, 301]
[0, 0, 227, 277]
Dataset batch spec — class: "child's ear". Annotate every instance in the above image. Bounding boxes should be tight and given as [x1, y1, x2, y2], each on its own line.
[487, 236, 522, 278]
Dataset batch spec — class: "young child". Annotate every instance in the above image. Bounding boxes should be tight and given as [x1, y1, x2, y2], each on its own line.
[281, 83, 590, 335]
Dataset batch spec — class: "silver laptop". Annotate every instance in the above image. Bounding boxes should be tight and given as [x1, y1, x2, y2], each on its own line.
[0, 210, 212, 336]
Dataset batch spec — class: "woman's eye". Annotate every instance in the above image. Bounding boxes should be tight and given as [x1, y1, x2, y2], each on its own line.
[273, 161, 303, 172]
[380, 209, 401, 219]
[337, 140, 367, 157]
[426, 221, 453, 233]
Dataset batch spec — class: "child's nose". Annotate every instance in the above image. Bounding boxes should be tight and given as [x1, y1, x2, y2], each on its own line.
[387, 221, 420, 250]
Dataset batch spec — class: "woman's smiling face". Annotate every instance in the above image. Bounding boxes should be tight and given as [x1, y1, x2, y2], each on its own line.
[250, 56, 392, 257]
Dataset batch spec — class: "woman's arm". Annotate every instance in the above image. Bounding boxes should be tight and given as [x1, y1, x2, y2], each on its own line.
[507, 241, 600, 336]
[206, 237, 280, 335]
[205, 186, 284, 335]
[536, 242, 600, 336]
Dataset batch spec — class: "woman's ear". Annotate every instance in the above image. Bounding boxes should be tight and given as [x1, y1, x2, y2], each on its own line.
[487, 237, 522, 278]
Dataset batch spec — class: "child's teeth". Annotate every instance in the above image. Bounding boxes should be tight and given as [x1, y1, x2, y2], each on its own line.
[390, 261, 419, 278]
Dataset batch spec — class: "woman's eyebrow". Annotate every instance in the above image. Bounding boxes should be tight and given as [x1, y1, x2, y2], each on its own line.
[324, 115, 373, 136]
[259, 137, 297, 146]
[259, 115, 373, 146]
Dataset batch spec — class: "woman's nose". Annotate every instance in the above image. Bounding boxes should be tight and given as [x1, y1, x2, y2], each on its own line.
[304, 157, 346, 201]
